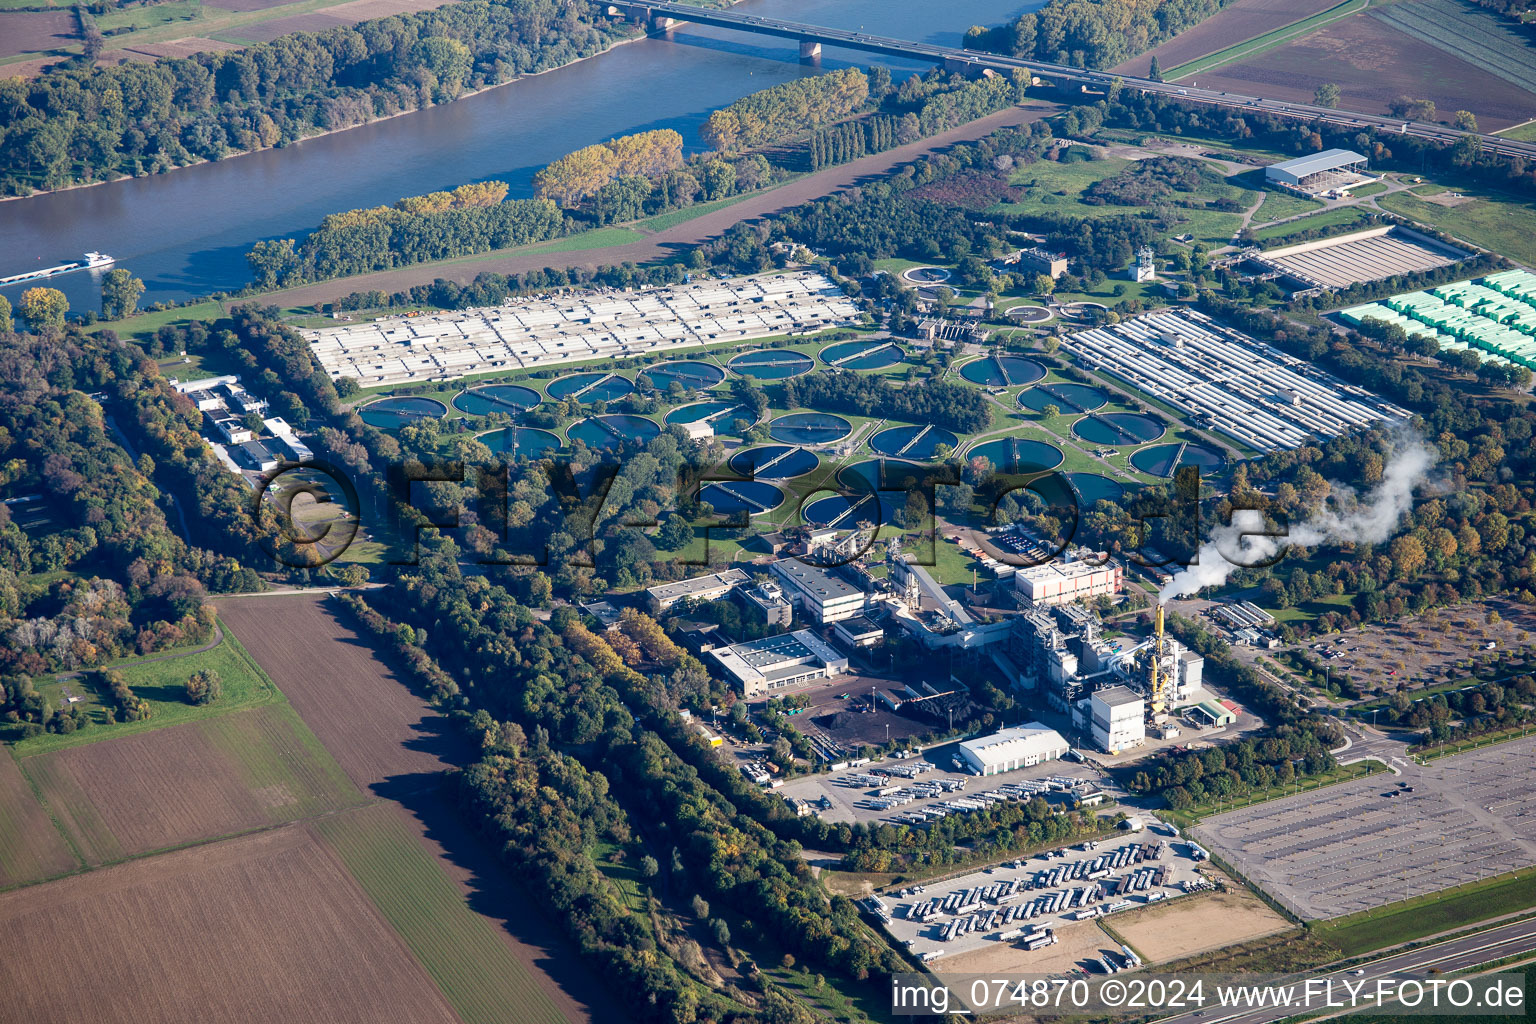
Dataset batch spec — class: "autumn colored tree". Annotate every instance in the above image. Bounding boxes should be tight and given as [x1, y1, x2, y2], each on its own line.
[19, 287, 68, 329]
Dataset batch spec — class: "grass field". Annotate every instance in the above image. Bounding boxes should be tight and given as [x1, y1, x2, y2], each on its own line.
[23, 702, 363, 865]
[10, 627, 281, 757]
[1496, 122, 1536, 142]
[1251, 207, 1372, 244]
[1378, 189, 1536, 265]
[1164, 0, 1369, 79]
[314, 802, 571, 1024]
[1250, 189, 1324, 225]
[1315, 867, 1536, 957]
[635, 192, 757, 232]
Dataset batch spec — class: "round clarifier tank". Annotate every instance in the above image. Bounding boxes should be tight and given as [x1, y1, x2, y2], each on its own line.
[820, 339, 905, 370]
[728, 445, 820, 479]
[867, 423, 960, 459]
[567, 414, 659, 450]
[358, 396, 447, 429]
[1071, 412, 1165, 446]
[639, 360, 725, 391]
[1067, 472, 1126, 506]
[546, 371, 634, 403]
[959, 355, 1047, 387]
[664, 400, 754, 428]
[963, 437, 1065, 473]
[1017, 382, 1108, 414]
[1130, 442, 1226, 477]
[768, 412, 851, 446]
[729, 349, 814, 380]
[697, 479, 785, 516]
[476, 427, 562, 458]
[452, 384, 542, 416]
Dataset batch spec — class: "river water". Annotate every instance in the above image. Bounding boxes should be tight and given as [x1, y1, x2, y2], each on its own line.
[0, 0, 1036, 314]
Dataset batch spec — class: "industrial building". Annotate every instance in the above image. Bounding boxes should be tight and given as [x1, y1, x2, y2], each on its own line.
[1014, 559, 1123, 606]
[1340, 269, 1536, 371]
[737, 579, 793, 627]
[771, 559, 866, 624]
[645, 569, 750, 614]
[1251, 226, 1467, 290]
[302, 271, 860, 386]
[708, 629, 849, 698]
[999, 247, 1070, 279]
[1265, 149, 1368, 194]
[832, 615, 884, 649]
[1090, 685, 1146, 754]
[1066, 310, 1409, 453]
[957, 723, 1071, 776]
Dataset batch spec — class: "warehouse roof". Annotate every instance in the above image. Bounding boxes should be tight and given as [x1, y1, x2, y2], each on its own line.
[1267, 149, 1366, 179]
[958, 722, 1068, 769]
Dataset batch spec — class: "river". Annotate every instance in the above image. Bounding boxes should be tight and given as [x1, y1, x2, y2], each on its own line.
[0, 0, 1038, 315]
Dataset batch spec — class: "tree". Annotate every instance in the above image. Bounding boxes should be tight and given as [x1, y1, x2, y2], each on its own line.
[19, 287, 68, 329]
[1314, 83, 1340, 108]
[639, 854, 660, 878]
[1454, 110, 1478, 132]
[185, 668, 222, 705]
[1148, 56, 1162, 82]
[100, 268, 145, 320]
[0, 295, 11, 333]
[1033, 273, 1055, 297]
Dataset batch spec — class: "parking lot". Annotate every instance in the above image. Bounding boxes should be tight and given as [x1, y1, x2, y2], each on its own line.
[775, 751, 1103, 826]
[871, 826, 1212, 961]
[1192, 734, 1536, 920]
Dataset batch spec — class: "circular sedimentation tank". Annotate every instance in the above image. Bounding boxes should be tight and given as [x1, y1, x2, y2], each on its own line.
[1067, 472, 1126, 506]
[729, 349, 814, 380]
[567, 414, 659, 450]
[1003, 305, 1053, 323]
[1017, 382, 1109, 415]
[639, 360, 725, 391]
[358, 396, 447, 430]
[452, 384, 542, 416]
[963, 437, 1065, 474]
[1130, 442, 1226, 478]
[959, 355, 1047, 388]
[697, 479, 785, 516]
[728, 445, 820, 480]
[820, 339, 905, 370]
[868, 423, 960, 459]
[902, 266, 951, 284]
[664, 401, 755, 428]
[1072, 412, 1165, 446]
[476, 427, 562, 458]
[799, 459, 944, 528]
[546, 371, 634, 403]
[768, 412, 852, 446]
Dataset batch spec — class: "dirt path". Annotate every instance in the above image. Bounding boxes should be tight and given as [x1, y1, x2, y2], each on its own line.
[266, 102, 1061, 310]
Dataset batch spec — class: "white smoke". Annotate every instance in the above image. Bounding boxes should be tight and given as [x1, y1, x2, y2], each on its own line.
[1158, 434, 1438, 604]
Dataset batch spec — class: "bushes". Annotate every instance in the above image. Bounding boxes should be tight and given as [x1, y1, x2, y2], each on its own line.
[97, 668, 152, 722]
[185, 668, 221, 705]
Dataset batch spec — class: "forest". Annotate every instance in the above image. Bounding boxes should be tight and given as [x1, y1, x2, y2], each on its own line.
[964, 0, 1230, 69]
[701, 68, 870, 152]
[0, 0, 627, 195]
[780, 371, 992, 435]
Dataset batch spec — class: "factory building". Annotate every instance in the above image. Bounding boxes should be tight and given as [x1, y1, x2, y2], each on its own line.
[1265, 150, 1367, 194]
[708, 629, 849, 698]
[1090, 685, 1146, 754]
[1014, 559, 1123, 606]
[771, 559, 866, 624]
[645, 569, 750, 615]
[999, 247, 1070, 279]
[957, 723, 1070, 776]
[737, 579, 792, 627]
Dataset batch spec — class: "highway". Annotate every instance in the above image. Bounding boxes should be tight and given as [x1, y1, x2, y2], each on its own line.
[605, 1, 1536, 162]
[1153, 917, 1536, 1024]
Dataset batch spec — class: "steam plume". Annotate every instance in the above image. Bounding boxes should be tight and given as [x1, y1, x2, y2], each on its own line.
[1158, 434, 1438, 604]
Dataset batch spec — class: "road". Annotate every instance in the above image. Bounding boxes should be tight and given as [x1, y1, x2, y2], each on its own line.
[615, 2, 1536, 162]
[1152, 917, 1536, 1024]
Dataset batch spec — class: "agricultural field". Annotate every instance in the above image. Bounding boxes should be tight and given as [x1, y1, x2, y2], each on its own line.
[0, 825, 463, 1024]
[1192, 8, 1536, 130]
[21, 704, 363, 865]
[1371, 0, 1536, 98]
[216, 594, 468, 791]
[1111, 0, 1348, 77]
[0, 756, 77, 889]
[314, 803, 576, 1024]
[0, 9, 75, 59]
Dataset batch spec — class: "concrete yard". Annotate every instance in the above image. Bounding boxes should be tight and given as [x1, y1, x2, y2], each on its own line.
[774, 753, 1103, 827]
[1191, 734, 1536, 920]
[874, 827, 1211, 961]
[303, 270, 858, 386]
